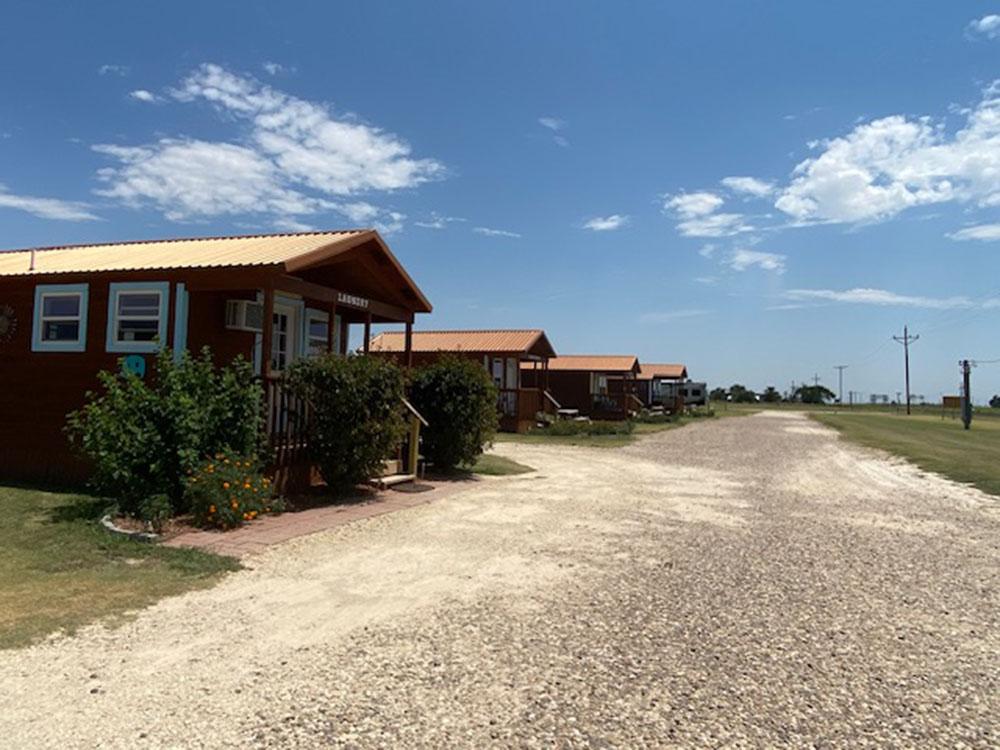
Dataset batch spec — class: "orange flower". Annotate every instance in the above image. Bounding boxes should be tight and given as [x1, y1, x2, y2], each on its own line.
[222, 481, 230, 490]
[209, 504, 216, 513]
[243, 483, 251, 490]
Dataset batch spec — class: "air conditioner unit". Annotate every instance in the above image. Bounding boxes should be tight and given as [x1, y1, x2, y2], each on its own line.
[225, 299, 264, 332]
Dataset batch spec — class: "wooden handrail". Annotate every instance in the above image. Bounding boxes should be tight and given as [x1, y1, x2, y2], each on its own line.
[543, 389, 561, 409]
[401, 396, 429, 427]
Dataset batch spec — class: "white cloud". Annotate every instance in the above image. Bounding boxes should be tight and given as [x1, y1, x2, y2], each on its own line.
[414, 213, 465, 229]
[967, 15, 1000, 39]
[273, 217, 316, 233]
[663, 191, 752, 237]
[129, 89, 158, 103]
[639, 309, 710, 324]
[728, 248, 786, 273]
[698, 243, 717, 258]
[784, 287, 973, 309]
[664, 191, 724, 217]
[677, 212, 752, 238]
[947, 223, 1000, 241]
[262, 62, 293, 76]
[538, 117, 569, 147]
[583, 214, 629, 231]
[721, 176, 774, 197]
[774, 81, 1000, 224]
[0, 184, 99, 221]
[98, 64, 129, 76]
[473, 226, 521, 238]
[94, 64, 443, 229]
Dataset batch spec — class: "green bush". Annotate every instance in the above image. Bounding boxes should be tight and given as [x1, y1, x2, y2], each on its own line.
[287, 354, 406, 492]
[547, 419, 633, 436]
[409, 355, 499, 470]
[139, 494, 173, 533]
[185, 450, 283, 530]
[66, 348, 263, 515]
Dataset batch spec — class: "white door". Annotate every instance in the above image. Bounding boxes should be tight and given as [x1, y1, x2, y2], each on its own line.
[271, 303, 299, 373]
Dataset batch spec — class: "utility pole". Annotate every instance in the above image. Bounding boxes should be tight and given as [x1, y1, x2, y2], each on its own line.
[834, 365, 848, 406]
[960, 359, 972, 430]
[812, 373, 821, 387]
[892, 326, 919, 415]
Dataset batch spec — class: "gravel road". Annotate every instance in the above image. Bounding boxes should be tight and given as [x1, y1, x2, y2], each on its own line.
[1, 411, 998, 748]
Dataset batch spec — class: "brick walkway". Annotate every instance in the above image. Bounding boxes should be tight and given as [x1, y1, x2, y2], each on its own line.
[162, 478, 477, 557]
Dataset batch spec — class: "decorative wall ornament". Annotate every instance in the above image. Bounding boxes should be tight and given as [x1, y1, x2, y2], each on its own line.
[0, 304, 17, 343]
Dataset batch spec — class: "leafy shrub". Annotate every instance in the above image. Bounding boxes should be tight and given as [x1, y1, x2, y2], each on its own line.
[66, 348, 263, 515]
[186, 451, 282, 530]
[634, 410, 679, 424]
[409, 355, 499, 470]
[287, 354, 406, 492]
[546, 419, 633, 436]
[139, 494, 173, 533]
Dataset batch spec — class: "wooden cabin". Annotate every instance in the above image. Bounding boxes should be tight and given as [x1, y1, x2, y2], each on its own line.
[368, 329, 557, 432]
[0, 230, 431, 491]
[636, 363, 689, 409]
[522, 355, 641, 420]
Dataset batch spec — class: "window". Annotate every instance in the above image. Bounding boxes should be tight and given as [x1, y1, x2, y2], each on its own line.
[106, 282, 169, 353]
[32, 283, 89, 352]
[305, 309, 335, 357]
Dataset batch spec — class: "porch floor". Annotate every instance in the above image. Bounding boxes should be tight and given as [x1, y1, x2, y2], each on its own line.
[162, 477, 477, 557]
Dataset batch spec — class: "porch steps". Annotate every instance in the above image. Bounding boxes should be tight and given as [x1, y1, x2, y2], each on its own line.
[371, 473, 417, 489]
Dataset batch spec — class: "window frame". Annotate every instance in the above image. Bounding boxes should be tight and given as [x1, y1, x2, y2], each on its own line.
[105, 281, 170, 353]
[304, 308, 331, 358]
[31, 283, 89, 352]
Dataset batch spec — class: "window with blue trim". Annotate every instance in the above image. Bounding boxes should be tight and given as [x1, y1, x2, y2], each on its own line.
[32, 283, 89, 352]
[106, 282, 170, 353]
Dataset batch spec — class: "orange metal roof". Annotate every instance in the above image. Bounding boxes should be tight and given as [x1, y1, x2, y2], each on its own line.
[0, 229, 433, 313]
[370, 329, 556, 357]
[638, 363, 688, 380]
[534, 355, 640, 373]
[0, 230, 368, 276]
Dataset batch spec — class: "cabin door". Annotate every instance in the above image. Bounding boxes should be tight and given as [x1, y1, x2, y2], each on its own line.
[271, 303, 299, 373]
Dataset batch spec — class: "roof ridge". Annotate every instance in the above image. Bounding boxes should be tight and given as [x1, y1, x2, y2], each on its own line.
[0, 228, 372, 255]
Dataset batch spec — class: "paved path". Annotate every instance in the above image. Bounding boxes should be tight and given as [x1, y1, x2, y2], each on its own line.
[1, 412, 997, 748]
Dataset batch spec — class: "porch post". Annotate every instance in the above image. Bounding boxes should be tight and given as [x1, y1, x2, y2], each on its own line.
[363, 312, 372, 354]
[404, 318, 413, 368]
[339, 316, 349, 355]
[261, 285, 275, 378]
[327, 301, 338, 354]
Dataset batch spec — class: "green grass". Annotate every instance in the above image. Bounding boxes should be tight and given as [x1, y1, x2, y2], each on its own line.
[466, 454, 536, 475]
[495, 411, 719, 448]
[0, 485, 240, 649]
[495, 431, 636, 448]
[811, 412, 1000, 497]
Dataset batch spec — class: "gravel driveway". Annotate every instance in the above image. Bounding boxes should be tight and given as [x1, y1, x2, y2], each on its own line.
[1, 411, 997, 748]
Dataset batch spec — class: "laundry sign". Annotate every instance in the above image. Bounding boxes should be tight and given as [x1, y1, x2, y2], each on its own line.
[337, 292, 369, 309]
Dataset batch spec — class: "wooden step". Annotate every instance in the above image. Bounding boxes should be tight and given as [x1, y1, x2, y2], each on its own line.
[370, 473, 416, 489]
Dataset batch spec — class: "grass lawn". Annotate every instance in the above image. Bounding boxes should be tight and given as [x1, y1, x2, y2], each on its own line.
[495, 414, 717, 448]
[811, 412, 1000, 497]
[0, 485, 240, 649]
[467, 454, 536, 475]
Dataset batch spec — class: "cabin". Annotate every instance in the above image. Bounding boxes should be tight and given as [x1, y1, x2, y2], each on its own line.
[522, 355, 641, 420]
[368, 329, 558, 432]
[636, 363, 689, 409]
[0, 230, 431, 491]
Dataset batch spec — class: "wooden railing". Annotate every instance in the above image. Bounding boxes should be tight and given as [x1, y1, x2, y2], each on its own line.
[264, 375, 311, 471]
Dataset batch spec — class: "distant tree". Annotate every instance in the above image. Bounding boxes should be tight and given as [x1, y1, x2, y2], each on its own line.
[990, 394, 1000, 409]
[793, 384, 836, 404]
[729, 384, 757, 403]
[761, 386, 782, 403]
[709, 386, 728, 402]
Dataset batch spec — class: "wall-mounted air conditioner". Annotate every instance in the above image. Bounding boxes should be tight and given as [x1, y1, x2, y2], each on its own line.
[225, 299, 264, 332]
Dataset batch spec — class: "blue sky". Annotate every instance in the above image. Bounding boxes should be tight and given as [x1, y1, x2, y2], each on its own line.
[2, 1, 1000, 401]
